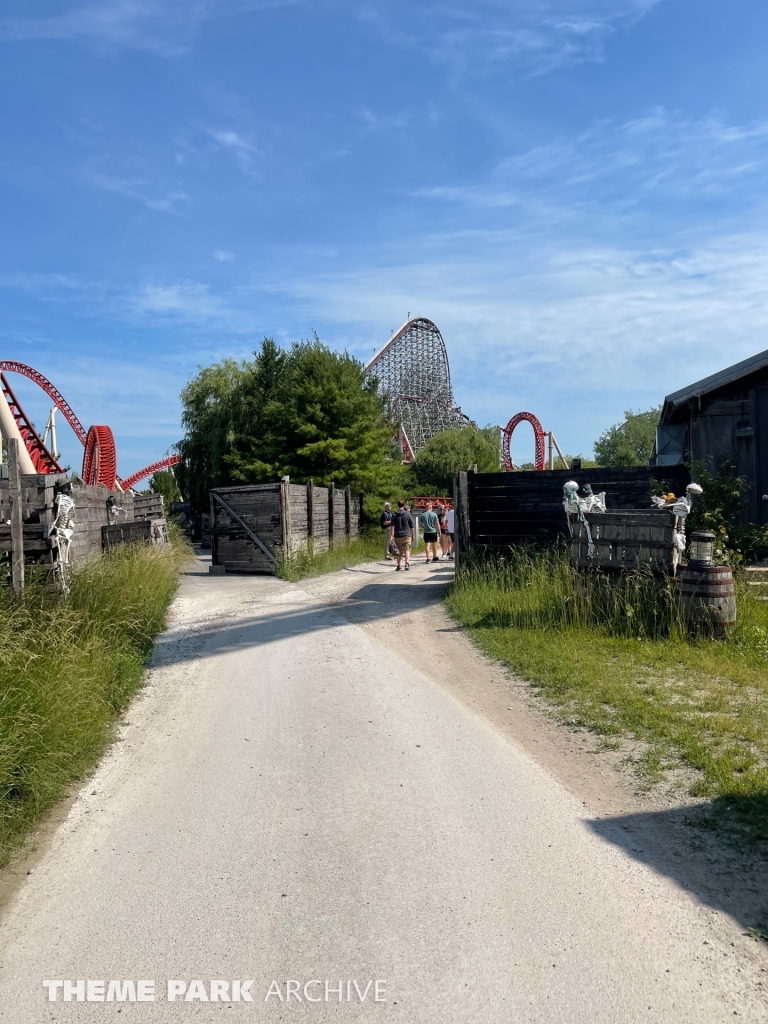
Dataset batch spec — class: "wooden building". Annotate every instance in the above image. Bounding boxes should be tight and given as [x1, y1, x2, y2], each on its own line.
[655, 348, 768, 524]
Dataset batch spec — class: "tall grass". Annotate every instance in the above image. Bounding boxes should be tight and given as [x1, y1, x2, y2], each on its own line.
[447, 546, 768, 840]
[454, 543, 685, 640]
[0, 538, 188, 866]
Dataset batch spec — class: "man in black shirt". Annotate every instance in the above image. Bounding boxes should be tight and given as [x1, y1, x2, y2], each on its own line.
[391, 499, 415, 571]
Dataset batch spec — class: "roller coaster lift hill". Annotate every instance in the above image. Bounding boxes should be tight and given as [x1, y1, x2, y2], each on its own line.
[364, 317, 568, 471]
[0, 362, 179, 492]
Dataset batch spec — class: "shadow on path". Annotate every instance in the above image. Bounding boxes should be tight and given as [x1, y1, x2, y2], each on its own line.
[153, 576, 451, 669]
[587, 807, 768, 934]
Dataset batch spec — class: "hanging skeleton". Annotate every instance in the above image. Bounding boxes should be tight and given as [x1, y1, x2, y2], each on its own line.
[106, 494, 127, 525]
[651, 482, 703, 572]
[563, 481, 606, 557]
[50, 484, 76, 584]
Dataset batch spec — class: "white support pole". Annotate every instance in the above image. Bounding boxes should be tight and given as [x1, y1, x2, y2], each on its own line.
[547, 432, 554, 471]
[0, 393, 35, 475]
[550, 433, 570, 470]
[43, 406, 59, 460]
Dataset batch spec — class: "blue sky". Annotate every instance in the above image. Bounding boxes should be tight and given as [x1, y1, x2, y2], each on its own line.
[2, 0, 768, 474]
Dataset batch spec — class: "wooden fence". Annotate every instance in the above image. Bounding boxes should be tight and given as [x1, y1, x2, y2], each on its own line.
[0, 453, 167, 593]
[210, 477, 363, 574]
[453, 465, 691, 562]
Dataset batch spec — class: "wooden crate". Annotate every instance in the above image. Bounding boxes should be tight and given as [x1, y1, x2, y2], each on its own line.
[211, 483, 282, 574]
[569, 509, 677, 572]
[133, 493, 164, 520]
[102, 520, 151, 550]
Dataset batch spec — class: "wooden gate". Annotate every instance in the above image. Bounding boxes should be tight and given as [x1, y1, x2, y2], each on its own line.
[210, 477, 364, 574]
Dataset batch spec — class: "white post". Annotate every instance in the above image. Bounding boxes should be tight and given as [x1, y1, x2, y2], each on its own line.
[0, 393, 35, 474]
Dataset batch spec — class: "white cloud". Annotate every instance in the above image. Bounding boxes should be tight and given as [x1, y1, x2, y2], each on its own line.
[415, 109, 768, 223]
[0, 0, 303, 56]
[1, 0, 661, 76]
[280, 230, 768, 451]
[205, 126, 262, 174]
[356, 108, 410, 132]
[358, 0, 663, 76]
[213, 249, 236, 261]
[92, 173, 191, 213]
[127, 281, 258, 333]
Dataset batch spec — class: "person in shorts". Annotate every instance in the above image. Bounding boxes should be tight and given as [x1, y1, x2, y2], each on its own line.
[380, 502, 395, 559]
[392, 499, 415, 571]
[437, 503, 451, 559]
[419, 501, 440, 563]
[445, 505, 455, 559]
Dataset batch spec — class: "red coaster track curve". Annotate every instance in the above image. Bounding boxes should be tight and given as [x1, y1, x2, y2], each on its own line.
[121, 455, 181, 491]
[0, 361, 175, 492]
[502, 412, 547, 472]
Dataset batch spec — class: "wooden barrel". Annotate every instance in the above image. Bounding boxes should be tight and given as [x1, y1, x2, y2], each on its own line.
[679, 563, 736, 638]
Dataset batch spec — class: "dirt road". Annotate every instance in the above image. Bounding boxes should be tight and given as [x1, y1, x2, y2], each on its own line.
[0, 554, 765, 1021]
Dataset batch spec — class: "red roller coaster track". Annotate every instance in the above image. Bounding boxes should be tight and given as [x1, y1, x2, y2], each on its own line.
[0, 361, 179, 492]
[502, 412, 547, 472]
[121, 455, 181, 491]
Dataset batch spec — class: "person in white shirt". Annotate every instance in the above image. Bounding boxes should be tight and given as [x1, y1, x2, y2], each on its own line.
[445, 506, 455, 559]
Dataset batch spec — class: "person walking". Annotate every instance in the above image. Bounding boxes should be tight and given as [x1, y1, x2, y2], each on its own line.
[380, 502, 394, 560]
[445, 504, 455, 559]
[437, 503, 451, 558]
[392, 499, 415, 571]
[419, 500, 441, 563]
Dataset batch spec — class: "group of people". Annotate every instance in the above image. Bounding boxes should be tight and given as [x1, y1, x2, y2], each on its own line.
[379, 499, 454, 571]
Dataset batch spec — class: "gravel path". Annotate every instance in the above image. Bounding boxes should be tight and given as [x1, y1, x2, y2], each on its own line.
[0, 553, 765, 1021]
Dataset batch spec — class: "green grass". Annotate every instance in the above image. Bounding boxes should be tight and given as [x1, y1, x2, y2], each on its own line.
[446, 547, 768, 842]
[0, 537, 189, 866]
[277, 531, 425, 581]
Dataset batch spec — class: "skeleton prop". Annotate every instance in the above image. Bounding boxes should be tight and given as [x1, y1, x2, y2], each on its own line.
[563, 481, 606, 558]
[651, 483, 703, 571]
[51, 486, 76, 579]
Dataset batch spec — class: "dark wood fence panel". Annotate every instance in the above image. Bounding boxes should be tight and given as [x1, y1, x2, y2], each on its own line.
[463, 465, 691, 551]
[210, 484, 282, 573]
[210, 477, 365, 573]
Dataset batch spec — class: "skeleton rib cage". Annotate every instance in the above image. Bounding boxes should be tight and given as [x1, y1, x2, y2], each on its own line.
[364, 318, 471, 457]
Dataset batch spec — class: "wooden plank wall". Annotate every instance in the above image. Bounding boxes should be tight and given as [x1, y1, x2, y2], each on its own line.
[70, 484, 135, 567]
[211, 484, 282, 574]
[0, 472, 68, 527]
[0, 474, 137, 567]
[133, 493, 165, 520]
[569, 510, 677, 571]
[460, 465, 691, 552]
[211, 478, 365, 572]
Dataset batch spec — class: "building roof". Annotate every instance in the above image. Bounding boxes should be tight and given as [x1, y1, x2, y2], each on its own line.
[662, 347, 768, 416]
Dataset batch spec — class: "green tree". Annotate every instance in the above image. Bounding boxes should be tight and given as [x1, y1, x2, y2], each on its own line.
[178, 337, 403, 516]
[409, 425, 501, 495]
[147, 469, 181, 506]
[176, 358, 244, 513]
[594, 407, 661, 467]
